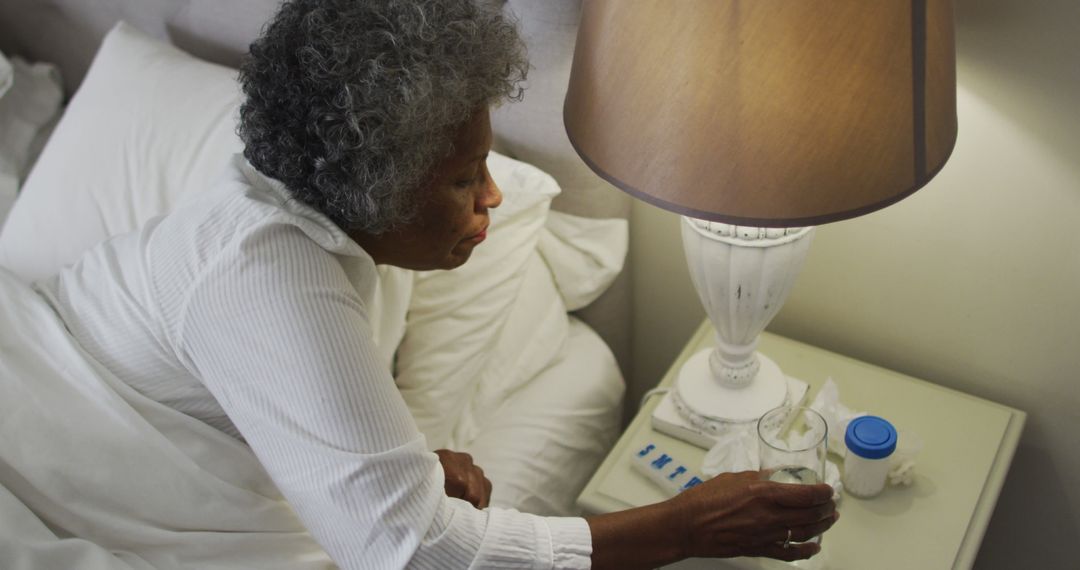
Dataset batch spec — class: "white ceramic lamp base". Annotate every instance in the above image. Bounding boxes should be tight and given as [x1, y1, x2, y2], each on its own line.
[651, 349, 809, 449]
[678, 349, 787, 423]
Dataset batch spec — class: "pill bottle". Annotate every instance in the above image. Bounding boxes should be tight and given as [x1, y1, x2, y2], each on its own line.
[842, 415, 897, 498]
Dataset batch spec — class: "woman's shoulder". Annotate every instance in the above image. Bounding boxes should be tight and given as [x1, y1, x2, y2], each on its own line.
[149, 157, 380, 306]
[233, 156, 369, 260]
[162, 156, 367, 261]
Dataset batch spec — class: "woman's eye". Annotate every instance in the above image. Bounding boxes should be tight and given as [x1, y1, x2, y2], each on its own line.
[454, 173, 482, 188]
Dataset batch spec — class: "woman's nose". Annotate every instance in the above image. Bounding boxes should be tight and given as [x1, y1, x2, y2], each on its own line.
[480, 179, 502, 210]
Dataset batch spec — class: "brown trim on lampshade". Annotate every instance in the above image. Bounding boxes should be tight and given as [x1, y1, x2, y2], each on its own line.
[564, 0, 958, 227]
[912, 0, 928, 183]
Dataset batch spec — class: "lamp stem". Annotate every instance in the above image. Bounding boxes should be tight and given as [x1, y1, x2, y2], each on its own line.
[710, 335, 759, 388]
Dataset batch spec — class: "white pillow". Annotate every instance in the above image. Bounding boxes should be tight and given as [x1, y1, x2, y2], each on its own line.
[538, 211, 628, 311]
[0, 22, 242, 282]
[0, 52, 63, 230]
[395, 152, 569, 449]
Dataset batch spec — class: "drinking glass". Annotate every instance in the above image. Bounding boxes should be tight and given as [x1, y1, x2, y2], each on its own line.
[757, 405, 828, 545]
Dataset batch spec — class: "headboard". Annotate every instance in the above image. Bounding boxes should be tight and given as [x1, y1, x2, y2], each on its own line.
[0, 0, 633, 378]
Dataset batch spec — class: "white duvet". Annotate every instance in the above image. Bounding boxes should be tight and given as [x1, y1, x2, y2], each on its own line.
[0, 268, 332, 569]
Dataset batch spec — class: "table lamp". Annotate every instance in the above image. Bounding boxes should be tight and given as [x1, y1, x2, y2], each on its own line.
[564, 0, 957, 447]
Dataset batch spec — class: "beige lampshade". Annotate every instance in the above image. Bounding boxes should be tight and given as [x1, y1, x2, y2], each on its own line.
[564, 0, 957, 226]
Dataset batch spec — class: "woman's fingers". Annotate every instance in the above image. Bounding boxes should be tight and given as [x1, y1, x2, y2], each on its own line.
[435, 449, 492, 509]
[751, 541, 821, 562]
[763, 510, 839, 546]
[795, 513, 838, 542]
[779, 499, 838, 528]
[467, 464, 491, 509]
[436, 450, 468, 497]
[480, 471, 493, 509]
[765, 482, 834, 508]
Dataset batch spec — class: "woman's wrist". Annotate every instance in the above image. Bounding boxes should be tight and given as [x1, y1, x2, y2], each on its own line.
[584, 499, 689, 569]
[663, 491, 695, 560]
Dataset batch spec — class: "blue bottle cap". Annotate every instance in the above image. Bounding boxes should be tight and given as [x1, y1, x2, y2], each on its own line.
[844, 416, 897, 459]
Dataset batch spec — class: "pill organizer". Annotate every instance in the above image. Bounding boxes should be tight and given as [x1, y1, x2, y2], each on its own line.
[629, 442, 705, 497]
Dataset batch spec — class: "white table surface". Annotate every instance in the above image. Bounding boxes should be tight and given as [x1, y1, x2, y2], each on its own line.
[577, 321, 1025, 570]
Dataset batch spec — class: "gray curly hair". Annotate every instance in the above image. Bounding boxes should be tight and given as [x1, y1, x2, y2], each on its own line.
[238, 0, 527, 235]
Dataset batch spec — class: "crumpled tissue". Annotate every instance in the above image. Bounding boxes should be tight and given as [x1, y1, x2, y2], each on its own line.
[808, 378, 864, 457]
[887, 430, 923, 486]
[700, 378, 922, 496]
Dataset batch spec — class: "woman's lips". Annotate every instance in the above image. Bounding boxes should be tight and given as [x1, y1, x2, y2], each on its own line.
[465, 227, 487, 243]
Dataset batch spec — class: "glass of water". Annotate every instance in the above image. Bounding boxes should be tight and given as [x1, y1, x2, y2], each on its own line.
[757, 405, 828, 544]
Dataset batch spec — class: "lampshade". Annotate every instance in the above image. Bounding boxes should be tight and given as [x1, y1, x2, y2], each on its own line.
[564, 0, 957, 227]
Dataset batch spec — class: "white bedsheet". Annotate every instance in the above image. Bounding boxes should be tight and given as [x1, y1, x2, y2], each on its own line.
[0, 268, 332, 570]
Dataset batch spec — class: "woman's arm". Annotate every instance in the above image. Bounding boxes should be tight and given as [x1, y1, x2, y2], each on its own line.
[587, 471, 837, 569]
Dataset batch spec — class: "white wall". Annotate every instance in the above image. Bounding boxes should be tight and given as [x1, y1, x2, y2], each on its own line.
[629, 0, 1080, 566]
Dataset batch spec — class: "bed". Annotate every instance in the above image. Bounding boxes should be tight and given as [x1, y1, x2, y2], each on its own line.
[0, 1, 632, 568]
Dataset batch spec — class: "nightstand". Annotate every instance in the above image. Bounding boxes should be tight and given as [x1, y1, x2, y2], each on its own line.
[577, 321, 1025, 569]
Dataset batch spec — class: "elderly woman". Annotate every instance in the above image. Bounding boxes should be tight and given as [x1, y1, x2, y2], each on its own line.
[36, 1, 836, 568]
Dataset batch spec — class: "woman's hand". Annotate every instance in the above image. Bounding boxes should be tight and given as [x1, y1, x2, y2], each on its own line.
[586, 469, 838, 569]
[435, 449, 492, 509]
[670, 470, 838, 561]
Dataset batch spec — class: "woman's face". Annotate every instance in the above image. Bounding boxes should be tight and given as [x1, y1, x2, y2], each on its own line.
[355, 108, 501, 270]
